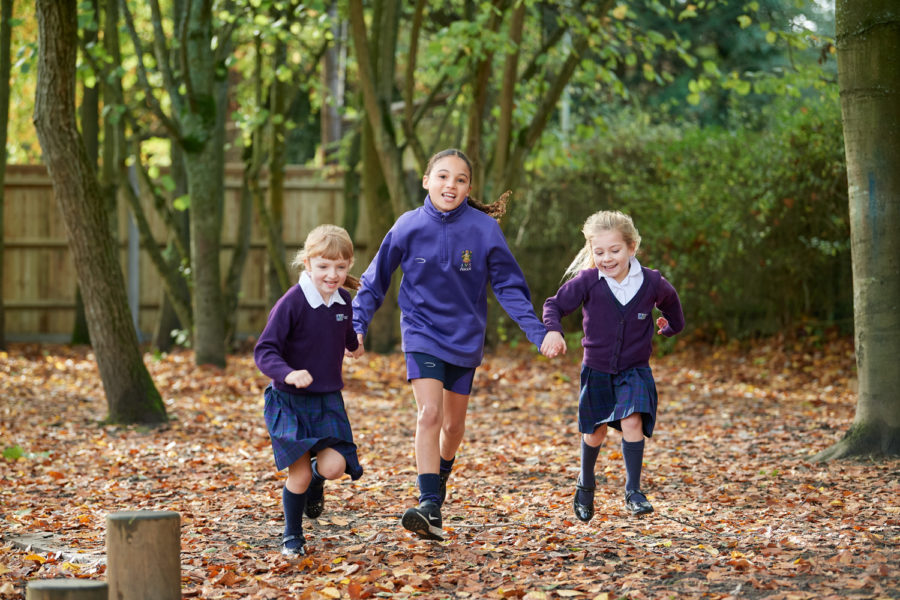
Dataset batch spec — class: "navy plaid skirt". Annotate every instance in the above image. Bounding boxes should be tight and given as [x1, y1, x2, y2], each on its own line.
[578, 365, 658, 438]
[263, 385, 363, 478]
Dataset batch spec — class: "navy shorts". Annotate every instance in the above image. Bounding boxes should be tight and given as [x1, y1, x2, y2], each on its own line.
[406, 352, 476, 395]
[263, 385, 363, 478]
[578, 364, 658, 438]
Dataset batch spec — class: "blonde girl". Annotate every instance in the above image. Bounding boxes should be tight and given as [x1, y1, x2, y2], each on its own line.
[542, 210, 684, 521]
[254, 224, 365, 556]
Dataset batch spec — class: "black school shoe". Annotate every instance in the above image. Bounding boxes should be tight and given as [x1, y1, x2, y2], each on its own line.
[625, 489, 654, 516]
[439, 471, 450, 505]
[400, 500, 444, 541]
[573, 477, 595, 522]
[281, 534, 306, 557]
[305, 459, 325, 519]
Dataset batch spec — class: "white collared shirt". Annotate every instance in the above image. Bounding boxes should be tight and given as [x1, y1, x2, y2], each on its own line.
[298, 270, 346, 308]
[599, 256, 644, 305]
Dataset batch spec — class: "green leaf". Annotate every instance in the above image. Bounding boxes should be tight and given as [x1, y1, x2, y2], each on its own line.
[3, 445, 24, 460]
[737, 15, 752, 29]
[173, 195, 191, 211]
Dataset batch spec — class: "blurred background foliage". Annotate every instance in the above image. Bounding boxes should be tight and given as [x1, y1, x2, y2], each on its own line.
[3, 0, 844, 347]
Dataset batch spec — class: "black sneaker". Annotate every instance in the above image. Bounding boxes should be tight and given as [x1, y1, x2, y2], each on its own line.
[625, 489, 653, 516]
[400, 500, 444, 541]
[439, 471, 450, 505]
[281, 534, 306, 557]
[305, 459, 325, 519]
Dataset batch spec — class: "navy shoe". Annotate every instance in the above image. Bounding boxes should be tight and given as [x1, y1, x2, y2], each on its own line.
[573, 477, 595, 522]
[625, 489, 653, 516]
[305, 459, 325, 519]
[439, 471, 450, 506]
[401, 500, 444, 541]
[281, 534, 306, 557]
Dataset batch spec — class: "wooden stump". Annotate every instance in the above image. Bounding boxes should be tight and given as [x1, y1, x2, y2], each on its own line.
[25, 579, 107, 600]
[106, 510, 181, 600]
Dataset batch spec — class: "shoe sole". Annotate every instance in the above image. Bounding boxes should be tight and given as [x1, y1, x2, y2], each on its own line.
[400, 509, 444, 541]
[627, 505, 654, 516]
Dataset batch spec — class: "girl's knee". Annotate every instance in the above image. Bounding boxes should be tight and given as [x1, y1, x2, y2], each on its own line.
[583, 426, 607, 446]
[417, 404, 442, 430]
[620, 414, 644, 438]
[442, 419, 465, 439]
[316, 451, 347, 479]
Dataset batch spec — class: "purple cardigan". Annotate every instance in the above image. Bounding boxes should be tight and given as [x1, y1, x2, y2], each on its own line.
[254, 285, 359, 394]
[543, 267, 684, 374]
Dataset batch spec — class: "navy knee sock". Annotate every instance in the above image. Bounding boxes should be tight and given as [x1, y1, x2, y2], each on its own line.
[577, 440, 601, 505]
[439, 456, 455, 475]
[311, 459, 326, 486]
[282, 487, 307, 548]
[417, 473, 442, 505]
[622, 439, 646, 500]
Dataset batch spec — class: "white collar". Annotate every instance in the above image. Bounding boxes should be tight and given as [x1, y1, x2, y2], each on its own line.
[299, 270, 345, 308]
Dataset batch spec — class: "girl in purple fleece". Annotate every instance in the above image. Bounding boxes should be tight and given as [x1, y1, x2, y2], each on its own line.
[255, 225, 365, 557]
[542, 210, 684, 522]
[352, 149, 550, 541]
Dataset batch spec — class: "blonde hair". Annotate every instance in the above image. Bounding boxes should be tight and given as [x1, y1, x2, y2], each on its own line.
[291, 224, 360, 290]
[563, 210, 642, 281]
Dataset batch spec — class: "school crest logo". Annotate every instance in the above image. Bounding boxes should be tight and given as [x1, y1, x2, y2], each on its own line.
[460, 250, 473, 272]
[336, 314, 347, 322]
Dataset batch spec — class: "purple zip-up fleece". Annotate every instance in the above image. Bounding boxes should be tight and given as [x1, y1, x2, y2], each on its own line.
[353, 196, 547, 368]
[543, 267, 684, 374]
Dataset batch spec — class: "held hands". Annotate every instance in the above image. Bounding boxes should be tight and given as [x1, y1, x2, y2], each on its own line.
[285, 369, 313, 389]
[344, 333, 366, 359]
[656, 316, 669, 335]
[541, 331, 567, 358]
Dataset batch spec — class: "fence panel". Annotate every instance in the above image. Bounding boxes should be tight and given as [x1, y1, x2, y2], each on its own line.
[2, 163, 361, 342]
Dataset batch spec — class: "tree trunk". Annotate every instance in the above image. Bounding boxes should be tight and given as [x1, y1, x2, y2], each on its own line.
[34, 0, 165, 424]
[360, 119, 398, 353]
[814, 0, 900, 460]
[182, 3, 226, 367]
[72, 0, 100, 346]
[0, 0, 11, 350]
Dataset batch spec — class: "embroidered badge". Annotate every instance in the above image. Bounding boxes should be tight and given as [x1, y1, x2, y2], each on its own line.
[336, 314, 347, 322]
[460, 250, 473, 271]
[637, 313, 648, 320]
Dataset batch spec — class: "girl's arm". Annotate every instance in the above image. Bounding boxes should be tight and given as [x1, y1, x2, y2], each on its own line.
[656, 276, 685, 337]
[542, 272, 590, 332]
[352, 230, 403, 337]
[487, 235, 547, 348]
[253, 298, 299, 384]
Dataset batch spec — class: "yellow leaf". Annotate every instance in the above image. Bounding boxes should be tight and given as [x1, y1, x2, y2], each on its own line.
[332, 557, 344, 564]
[523, 593, 548, 600]
[60, 561, 81, 573]
[593, 594, 609, 600]
[611, 4, 627, 19]
[320, 587, 341, 599]
[0, 563, 9, 576]
[25, 554, 47, 564]
[558, 591, 583, 597]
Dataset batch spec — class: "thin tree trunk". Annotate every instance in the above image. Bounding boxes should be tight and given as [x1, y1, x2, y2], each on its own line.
[182, 3, 226, 368]
[72, 0, 100, 346]
[0, 0, 11, 350]
[815, 0, 900, 460]
[34, 0, 165, 424]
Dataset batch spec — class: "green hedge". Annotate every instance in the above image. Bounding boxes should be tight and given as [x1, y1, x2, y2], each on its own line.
[511, 99, 850, 341]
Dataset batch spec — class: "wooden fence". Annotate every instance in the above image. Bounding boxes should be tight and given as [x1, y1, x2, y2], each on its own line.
[2, 163, 367, 342]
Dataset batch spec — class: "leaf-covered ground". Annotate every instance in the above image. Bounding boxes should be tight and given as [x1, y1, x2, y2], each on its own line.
[1, 336, 898, 600]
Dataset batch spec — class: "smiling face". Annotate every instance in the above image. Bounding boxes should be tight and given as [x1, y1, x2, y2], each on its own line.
[590, 228, 636, 283]
[303, 255, 351, 302]
[422, 155, 472, 212]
